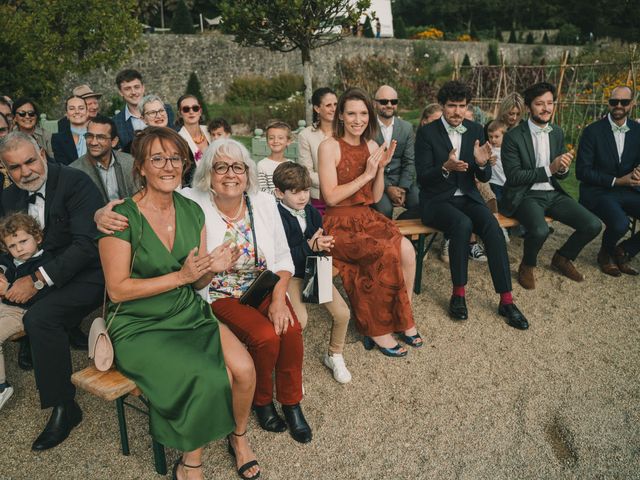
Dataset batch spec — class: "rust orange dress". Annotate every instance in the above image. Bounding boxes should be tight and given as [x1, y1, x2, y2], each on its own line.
[323, 138, 415, 336]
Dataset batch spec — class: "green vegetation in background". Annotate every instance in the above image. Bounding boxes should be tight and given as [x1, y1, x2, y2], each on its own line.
[171, 0, 195, 34]
[185, 72, 210, 121]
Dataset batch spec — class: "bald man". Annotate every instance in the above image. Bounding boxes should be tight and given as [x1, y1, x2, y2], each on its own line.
[373, 85, 420, 219]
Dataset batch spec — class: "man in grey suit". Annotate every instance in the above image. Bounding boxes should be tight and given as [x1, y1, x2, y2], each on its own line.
[372, 85, 419, 218]
[69, 115, 137, 204]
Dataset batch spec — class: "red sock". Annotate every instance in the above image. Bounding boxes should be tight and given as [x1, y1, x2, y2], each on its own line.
[453, 285, 465, 297]
[500, 291, 513, 305]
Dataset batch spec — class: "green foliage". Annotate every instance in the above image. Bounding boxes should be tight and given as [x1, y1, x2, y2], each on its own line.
[226, 74, 304, 104]
[556, 23, 581, 45]
[0, 0, 141, 109]
[531, 46, 546, 63]
[508, 29, 517, 43]
[185, 72, 209, 120]
[488, 41, 500, 66]
[171, 0, 195, 34]
[526, 32, 535, 44]
[394, 16, 408, 39]
[495, 29, 504, 42]
[106, 95, 126, 117]
[208, 96, 305, 130]
[543, 32, 550, 44]
[462, 53, 471, 67]
[364, 17, 375, 38]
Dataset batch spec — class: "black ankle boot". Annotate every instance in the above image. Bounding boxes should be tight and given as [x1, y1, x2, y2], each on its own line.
[18, 337, 33, 370]
[31, 400, 82, 451]
[282, 403, 312, 443]
[253, 402, 286, 433]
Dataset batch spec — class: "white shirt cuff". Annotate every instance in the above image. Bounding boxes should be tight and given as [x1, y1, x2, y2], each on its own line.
[611, 178, 617, 187]
[39, 267, 54, 286]
[544, 166, 552, 177]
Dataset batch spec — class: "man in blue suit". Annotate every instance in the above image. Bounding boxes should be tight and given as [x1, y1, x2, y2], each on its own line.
[576, 85, 640, 276]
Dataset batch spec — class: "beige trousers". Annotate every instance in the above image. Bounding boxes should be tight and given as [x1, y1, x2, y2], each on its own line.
[0, 303, 27, 383]
[287, 277, 350, 355]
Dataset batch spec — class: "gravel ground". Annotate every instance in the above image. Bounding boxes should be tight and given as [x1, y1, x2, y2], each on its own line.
[1, 223, 639, 480]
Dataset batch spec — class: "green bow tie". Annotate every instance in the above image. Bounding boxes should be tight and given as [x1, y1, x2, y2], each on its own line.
[445, 123, 467, 135]
[612, 123, 630, 134]
[290, 208, 306, 218]
[534, 125, 553, 135]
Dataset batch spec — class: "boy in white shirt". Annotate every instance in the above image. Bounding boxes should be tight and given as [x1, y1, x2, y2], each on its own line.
[257, 121, 292, 194]
[487, 120, 508, 201]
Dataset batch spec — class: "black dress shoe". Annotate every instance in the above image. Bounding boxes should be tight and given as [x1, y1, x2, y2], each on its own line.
[498, 303, 529, 330]
[18, 337, 33, 370]
[449, 295, 468, 320]
[32, 401, 82, 451]
[253, 402, 286, 433]
[281, 403, 312, 444]
[68, 326, 89, 350]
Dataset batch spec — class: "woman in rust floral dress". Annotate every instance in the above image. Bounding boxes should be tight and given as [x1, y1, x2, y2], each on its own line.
[317, 88, 421, 357]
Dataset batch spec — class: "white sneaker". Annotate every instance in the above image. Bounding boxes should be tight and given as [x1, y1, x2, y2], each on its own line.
[440, 237, 450, 264]
[469, 243, 488, 262]
[0, 385, 14, 411]
[323, 353, 352, 384]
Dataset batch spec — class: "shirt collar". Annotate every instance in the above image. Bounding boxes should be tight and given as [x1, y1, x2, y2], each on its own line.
[608, 113, 628, 130]
[95, 153, 116, 171]
[124, 104, 140, 121]
[13, 248, 44, 267]
[280, 202, 306, 217]
[528, 118, 549, 134]
[377, 116, 395, 129]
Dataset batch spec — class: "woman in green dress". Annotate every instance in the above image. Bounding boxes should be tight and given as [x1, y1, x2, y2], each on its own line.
[98, 127, 260, 480]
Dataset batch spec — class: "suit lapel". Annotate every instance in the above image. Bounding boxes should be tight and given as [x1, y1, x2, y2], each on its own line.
[113, 153, 127, 198]
[600, 118, 620, 166]
[520, 122, 537, 167]
[436, 120, 454, 153]
[43, 164, 60, 231]
[459, 121, 474, 162]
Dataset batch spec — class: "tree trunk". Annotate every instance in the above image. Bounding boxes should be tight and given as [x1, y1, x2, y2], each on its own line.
[301, 47, 313, 127]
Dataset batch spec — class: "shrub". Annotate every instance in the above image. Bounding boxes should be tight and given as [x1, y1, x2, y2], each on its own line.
[526, 32, 534, 44]
[171, 0, 195, 34]
[413, 27, 444, 40]
[462, 53, 471, 66]
[542, 32, 550, 44]
[394, 16, 407, 39]
[269, 74, 305, 101]
[556, 23, 581, 45]
[364, 17, 374, 38]
[185, 71, 209, 120]
[225, 74, 304, 104]
[495, 29, 504, 42]
[508, 29, 517, 43]
[488, 41, 500, 66]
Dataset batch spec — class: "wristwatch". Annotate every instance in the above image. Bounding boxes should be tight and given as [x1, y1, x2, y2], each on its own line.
[441, 166, 450, 179]
[30, 272, 45, 290]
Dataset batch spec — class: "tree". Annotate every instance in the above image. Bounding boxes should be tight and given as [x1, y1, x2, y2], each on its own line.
[0, 0, 141, 108]
[525, 32, 534, 44]
[508, 28, 517, 43]
[185, 72, 210, 120]
[219, 0, 371, 124]
[542, 32, 550, 44]
[394, 16, 408, 39]
[462, 53, 471, 66]
[487, 41, 500, 65]
[171, 0, 195, 34]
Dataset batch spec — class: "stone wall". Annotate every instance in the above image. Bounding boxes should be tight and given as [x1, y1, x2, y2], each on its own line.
[63, 34, 582, 110]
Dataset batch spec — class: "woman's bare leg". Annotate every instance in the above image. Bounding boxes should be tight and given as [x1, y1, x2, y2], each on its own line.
[176, 448, 203, 480]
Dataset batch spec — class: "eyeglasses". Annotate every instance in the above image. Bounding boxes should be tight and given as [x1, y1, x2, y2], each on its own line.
[16, 110, 37, 118]
[149, 155, 185, 169]
[375, 99, 398, 106]
[143, 108, 166, 117]
[609, 99, 632, 107]
[212, 162, 247, 175]
[181, 105, 201, 114]
[84, 133, 111, 142]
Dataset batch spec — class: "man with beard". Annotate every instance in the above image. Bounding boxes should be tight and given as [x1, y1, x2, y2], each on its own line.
[372, 85, 419, 219]
[501, 82, 601, 289]
[415, 80, 528, 329]
[576, 85, 640, 277]
[0, 132, 103, 450]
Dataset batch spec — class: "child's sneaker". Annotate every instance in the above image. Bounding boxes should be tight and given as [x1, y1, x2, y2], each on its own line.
[323, 353, 352, 384]
[440, 237, 450, 264]
[0, 384, 14, 411]
[469, 242, 487, 262]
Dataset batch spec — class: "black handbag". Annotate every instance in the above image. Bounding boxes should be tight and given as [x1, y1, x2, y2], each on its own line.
[238, 194, 280, 308]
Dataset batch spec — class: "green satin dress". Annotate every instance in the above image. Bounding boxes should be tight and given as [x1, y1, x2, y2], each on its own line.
[101, 193, 234, 451]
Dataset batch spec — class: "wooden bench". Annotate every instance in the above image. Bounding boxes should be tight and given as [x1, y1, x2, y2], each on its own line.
[8, 330, 26, 341]
[71, 366, 168, 475]
[395, 214, 552, 294]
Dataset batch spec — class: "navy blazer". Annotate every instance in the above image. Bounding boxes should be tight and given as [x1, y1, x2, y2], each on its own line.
[0, 251, 53, 307]
[113, 104, 175, 151]
[0, 164, 104, 288]
[415, 118, 491, 210]
[51, 129, 79, 165]
[277, 203, 323, 278]
[576, 116, 640, 210]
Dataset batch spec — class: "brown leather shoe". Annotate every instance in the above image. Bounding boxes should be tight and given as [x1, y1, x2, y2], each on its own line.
[614, 245, 639, 275]
[597, 248, 621, 277]
[551, 252, 585, 282]
[517, 262, 536, 289]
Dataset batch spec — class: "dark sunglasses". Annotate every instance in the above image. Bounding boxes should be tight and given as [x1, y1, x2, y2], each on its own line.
[608, 99, 632, 107]
[375, 99, 398, 106]
[181, 105, 201, 113]
[16, 110, 37, 118]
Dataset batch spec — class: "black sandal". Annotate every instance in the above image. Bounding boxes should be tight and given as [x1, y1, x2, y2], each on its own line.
[227, 431, 261, 479]
[171, 457, 202, 480]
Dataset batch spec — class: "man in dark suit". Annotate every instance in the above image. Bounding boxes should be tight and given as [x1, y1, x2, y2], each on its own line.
[415, 80, 528, 329]
[501, 82, 601, 289]
[0, 132, 104, 450]
[372, 85, 419, 219]
[113, 69, 174, 151]
[576, 85, 640, 276]
[69, 115, 137, 204]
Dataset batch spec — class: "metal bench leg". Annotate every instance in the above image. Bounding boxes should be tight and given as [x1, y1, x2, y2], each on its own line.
[152, 439, 167, 475]
[413, 233, 437, 295]
[115, 396, 130, 455]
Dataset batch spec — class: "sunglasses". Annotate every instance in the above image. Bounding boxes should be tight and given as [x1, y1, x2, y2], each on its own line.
[16, 110, 37, 118]
[608, 99, 632, 107]
[375, 99, 398, 106]
[181, 105, 201, 113]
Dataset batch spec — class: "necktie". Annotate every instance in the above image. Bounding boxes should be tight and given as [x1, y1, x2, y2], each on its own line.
[290, 209, 306, 218]
[29, 192, 45, 204]
[612, 124, 630, 134]
[445, 124, 467, 135]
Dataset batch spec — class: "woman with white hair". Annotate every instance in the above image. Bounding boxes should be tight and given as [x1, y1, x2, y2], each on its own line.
[139, 94, 169, 128]
[181, 139, 312, 445]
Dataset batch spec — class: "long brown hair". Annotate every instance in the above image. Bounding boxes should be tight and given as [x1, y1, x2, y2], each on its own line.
[332, 88, 378, 141]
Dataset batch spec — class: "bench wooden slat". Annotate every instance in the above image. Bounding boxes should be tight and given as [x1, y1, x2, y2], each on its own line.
[395, 213, 553, 236]
[71, 366, 140, 402]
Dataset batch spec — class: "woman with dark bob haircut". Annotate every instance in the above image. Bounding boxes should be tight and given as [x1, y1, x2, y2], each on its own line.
[98, 127, 261, 480]
[317, 88, 421, 358]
